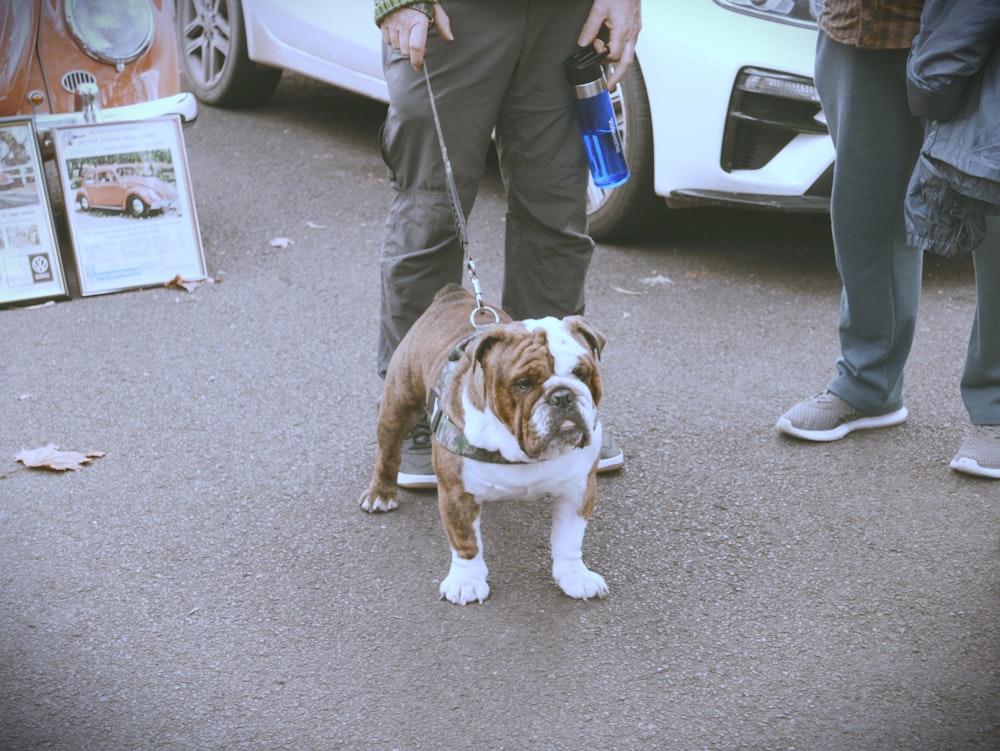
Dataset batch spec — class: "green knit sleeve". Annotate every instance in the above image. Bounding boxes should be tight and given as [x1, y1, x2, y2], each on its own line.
[374, 0, 438, 27]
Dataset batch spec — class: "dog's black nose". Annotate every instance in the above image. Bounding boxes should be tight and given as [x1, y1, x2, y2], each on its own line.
[548, 388, 576, 409]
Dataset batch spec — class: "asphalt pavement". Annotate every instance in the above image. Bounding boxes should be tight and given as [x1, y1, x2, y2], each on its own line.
[1, 74, 997, 751]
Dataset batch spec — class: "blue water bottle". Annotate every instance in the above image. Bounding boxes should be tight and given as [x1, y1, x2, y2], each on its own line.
[565, 45, 630, 189]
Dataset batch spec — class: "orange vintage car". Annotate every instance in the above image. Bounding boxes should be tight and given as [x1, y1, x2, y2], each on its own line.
[0, 0, 197, 155]
[74, 163, 177, 217]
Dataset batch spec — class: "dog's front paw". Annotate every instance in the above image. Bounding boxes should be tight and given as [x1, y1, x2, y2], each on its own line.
[553, 562, 608, 600]
[440, 575, 490, 605]
[358, 489, 398, 513]
[439, 557, 490, 604]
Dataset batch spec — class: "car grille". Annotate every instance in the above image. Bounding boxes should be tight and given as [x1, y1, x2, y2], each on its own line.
[722, 67, 826, 172]
[61, 70, 98, 93]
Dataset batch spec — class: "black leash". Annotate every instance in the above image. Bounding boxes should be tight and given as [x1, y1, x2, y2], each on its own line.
[422, 62, 500, 330]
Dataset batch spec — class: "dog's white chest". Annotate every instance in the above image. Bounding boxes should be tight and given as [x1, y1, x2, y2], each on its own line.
[460, 430, 600, 503]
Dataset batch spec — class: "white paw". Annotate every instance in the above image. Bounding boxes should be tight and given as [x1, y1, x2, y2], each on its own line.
[554, 562, 608, 600]
[358, 492, 398, 513]
[439, 558, 490, 604]
[439, 573, 490, 605]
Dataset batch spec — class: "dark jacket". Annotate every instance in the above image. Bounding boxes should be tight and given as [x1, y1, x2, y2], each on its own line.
[904, 0, 1000, 258]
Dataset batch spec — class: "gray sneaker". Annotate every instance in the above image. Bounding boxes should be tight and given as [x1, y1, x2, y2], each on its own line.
[776, 390, 908, 442]
[597, 430, 624, 473]
[950, 425, 1000, 479]
[398, 417, 436, 489]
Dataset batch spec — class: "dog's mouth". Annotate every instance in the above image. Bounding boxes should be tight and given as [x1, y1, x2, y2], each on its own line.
[541, 412, 590, 451]
[521, 386, 594, 458]
[556, 417, 587, 442]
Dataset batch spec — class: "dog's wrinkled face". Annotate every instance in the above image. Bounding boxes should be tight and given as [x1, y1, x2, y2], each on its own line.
[461, 316, 604, 463]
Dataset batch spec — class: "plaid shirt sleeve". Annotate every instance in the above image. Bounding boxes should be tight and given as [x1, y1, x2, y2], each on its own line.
[817, 0, 924, 49]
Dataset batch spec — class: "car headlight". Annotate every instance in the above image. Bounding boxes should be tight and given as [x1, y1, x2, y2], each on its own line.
[65, 0, 155, 67]
[713, 0, 816, 26]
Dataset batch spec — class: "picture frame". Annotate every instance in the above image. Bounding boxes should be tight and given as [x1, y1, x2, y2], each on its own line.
[52, 115, 206, 296]
[0, 117, 69, 308]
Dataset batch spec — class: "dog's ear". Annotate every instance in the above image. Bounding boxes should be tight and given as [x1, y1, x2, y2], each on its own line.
[471, 327, 508, 373]
[467, 327, 509, 407]
[563, 317, 606, 360]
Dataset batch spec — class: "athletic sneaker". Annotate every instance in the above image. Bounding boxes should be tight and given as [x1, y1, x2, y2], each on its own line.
[397, 418, 624, 487]
[397, 417, 436, 489]
[950, 425, 1000, 479]
[597, 430, 625, 473]
[776, 390, 908, 442]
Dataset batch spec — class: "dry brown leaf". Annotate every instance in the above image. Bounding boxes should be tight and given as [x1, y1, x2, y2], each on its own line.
[14, 444, 104, 472]
[164, 275, 220, 292]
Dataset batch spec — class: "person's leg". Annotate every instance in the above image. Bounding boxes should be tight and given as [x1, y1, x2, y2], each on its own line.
[950, 221, 1000, 478]
[817, 37, 925, 415]
[777, 35, 924, 441]
[379, 1, 535, 486]
[493, 1, 622, 471]
[377, 0, 526, 377]
[960, 222, 1000, 424]
[494, 0, 594, 321]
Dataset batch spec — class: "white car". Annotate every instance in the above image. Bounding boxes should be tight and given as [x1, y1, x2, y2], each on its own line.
[175, 0, 833, 239]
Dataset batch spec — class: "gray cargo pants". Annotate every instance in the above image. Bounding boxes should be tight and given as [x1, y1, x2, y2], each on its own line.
[376, 0, 594, 377]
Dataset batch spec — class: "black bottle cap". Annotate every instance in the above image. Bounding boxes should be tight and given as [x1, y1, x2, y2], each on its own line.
[564, 44, 610, 86]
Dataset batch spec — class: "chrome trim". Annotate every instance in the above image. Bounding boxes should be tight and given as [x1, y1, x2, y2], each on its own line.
[711, 0, 817, 29]
[61, 70, 98, 93]
[65, 0, 154, 65]
[74, 82, 101, 123]
[33, 93, 198, 153]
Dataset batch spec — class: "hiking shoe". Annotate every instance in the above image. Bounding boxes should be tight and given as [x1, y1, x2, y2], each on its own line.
[597, 430, 624, 473]
[950, 425, 1000, 479]
[398, 417, 436, 489]
[776, 390, 908, 442]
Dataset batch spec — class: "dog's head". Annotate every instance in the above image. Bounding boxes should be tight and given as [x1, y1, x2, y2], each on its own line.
[460, 316, 605, 462]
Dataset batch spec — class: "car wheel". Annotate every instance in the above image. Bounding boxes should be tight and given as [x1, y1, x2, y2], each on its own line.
[586, 58, 661, 241]
[127, 196, 150, 218]
[78, 196, 90, 212]
[175, 0, 282, 107]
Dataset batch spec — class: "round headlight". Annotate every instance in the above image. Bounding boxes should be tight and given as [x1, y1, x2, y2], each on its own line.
[65, 0, 155, 65]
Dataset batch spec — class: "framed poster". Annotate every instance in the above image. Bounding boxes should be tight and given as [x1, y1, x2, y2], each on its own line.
[0, 117, 69, 307]
[52, 116, 206, 296]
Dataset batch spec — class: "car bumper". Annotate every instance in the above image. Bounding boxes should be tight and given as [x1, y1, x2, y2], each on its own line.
[642, 2, 834, 212]
[33, 92, 198, 156]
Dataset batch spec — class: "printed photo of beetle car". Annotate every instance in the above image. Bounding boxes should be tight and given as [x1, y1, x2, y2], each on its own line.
[67, 157, 177, 221]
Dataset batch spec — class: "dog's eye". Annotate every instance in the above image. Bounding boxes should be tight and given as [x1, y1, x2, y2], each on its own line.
[512, 377, 535, 392]
[572, 365, 590, 383]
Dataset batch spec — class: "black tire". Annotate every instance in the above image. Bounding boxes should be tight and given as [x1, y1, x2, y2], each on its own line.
[127, 195, 149, 218]
[175, 0, 282, 107]
[586, 58, 662, 242]
[78, 196, 90, 212]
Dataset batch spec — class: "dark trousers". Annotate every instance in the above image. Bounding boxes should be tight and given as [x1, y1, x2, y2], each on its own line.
[377, 0, 594, 377]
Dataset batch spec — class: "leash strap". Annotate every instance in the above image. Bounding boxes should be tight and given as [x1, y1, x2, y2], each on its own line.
[422, 63, 500, 329]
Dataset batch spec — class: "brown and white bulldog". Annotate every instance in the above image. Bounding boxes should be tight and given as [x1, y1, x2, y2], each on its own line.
[358, 283, 609, 605]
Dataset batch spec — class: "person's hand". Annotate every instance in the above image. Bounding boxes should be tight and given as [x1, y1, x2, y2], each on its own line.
[380, 4, 454, 70]
[577, 0, 642, 89]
